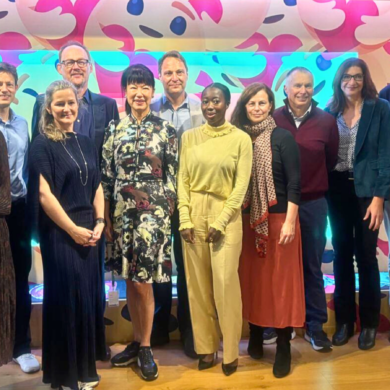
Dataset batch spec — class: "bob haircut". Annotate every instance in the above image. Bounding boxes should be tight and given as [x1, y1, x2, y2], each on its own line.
[121, 64, 155, 115]
[231, 82, 275, 129]
[327, 58, 377, 114]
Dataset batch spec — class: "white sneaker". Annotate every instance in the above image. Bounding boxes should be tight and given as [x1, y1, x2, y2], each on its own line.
[291, 329, 296, 340]
[13, 353, 40, 373]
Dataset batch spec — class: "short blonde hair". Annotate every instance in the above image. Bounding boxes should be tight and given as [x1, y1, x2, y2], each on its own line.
[39, 80, 79, 141]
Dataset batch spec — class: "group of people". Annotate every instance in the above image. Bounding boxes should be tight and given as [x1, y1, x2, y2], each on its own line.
[1, 41, 390, 389]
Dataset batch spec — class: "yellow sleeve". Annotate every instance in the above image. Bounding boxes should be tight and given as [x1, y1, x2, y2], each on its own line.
[210, 134, 252, 233]
[177, 133, 194, 230]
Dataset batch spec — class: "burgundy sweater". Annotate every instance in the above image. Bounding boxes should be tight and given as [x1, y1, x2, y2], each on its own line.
[273, 101, 339, 201]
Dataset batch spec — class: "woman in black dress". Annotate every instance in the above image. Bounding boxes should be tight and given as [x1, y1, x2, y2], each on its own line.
[0, 131, 15, 367]
[29, 80, 105, 390]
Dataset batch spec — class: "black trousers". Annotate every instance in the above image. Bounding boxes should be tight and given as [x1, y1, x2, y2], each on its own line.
[152, 208, 192, 337]
[5, 199, 32, 358]
[327, 171, 381, 328]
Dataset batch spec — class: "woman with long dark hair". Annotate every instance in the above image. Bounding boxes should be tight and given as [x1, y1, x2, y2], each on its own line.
[102, 64, 178, 381]
[326, 58, 390, 350]
[232, 83, 304, 378]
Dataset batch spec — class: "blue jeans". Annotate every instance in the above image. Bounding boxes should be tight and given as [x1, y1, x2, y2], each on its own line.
[299, 197, 328, 332]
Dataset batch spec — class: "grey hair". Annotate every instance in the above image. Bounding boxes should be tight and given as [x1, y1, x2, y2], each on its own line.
[39, 80, 79, 142]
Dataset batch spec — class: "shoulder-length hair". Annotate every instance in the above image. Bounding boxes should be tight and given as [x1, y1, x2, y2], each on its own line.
[231, 83, 275, 129]
[121, 64, 155, 115]
[40, 80, 79, 142]
[328, 58, 377, 114]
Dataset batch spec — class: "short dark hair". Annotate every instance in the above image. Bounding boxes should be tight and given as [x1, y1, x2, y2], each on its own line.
[58, 41, 91, 62]
[327, 58, 377, 114]
[231, 83, 275, 129]
[202, 82, 231, 105]
[121, 64, 155, 115]
[158, 51, 188, 75]
[0, 62, 18, 85]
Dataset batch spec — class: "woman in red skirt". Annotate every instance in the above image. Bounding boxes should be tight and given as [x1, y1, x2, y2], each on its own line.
[231, 83, 305, 378]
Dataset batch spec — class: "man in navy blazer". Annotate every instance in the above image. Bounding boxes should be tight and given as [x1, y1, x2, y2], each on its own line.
[31, 41, 119, 165]
[31, 41, 119, 361]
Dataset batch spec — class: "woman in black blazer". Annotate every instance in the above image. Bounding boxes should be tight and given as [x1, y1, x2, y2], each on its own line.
[326, 58, 390, 351]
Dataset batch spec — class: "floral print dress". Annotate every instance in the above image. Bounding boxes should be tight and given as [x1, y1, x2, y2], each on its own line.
[102, 112, 178, 283]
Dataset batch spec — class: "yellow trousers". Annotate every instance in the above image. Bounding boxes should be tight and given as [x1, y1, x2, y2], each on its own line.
[182, 191, 243, 364]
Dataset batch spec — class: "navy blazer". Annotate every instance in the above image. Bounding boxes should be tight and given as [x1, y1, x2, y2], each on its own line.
[31, 90, 119, 164]
[327, 98, 390, 199]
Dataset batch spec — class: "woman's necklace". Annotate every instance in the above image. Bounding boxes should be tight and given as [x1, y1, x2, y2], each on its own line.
[60, 133, 88, 186]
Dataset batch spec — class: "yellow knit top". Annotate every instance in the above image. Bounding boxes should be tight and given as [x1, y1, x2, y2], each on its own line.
[178, 121, 253, 233]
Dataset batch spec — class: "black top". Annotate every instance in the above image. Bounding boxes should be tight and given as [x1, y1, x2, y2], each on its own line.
[29, 133, 101, 238]
[244, 126, 301, 214]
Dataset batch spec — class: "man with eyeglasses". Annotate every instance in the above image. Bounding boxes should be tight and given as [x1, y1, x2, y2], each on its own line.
[379, 83, 390, 309]
[0, 62, 40, 374]
[273, 67, 339, 353]
[31, 41, 119, 361]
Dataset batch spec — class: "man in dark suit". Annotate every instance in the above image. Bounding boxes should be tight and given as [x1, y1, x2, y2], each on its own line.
[31, 41, 119, 162]
[31, 41, 119, 361]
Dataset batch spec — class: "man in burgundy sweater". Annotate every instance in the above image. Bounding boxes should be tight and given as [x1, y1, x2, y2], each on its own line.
[274, 67, 339, 352]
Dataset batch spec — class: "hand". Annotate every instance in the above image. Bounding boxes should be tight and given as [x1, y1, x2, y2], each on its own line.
[69, 225, 95, 246]
[181, 228, 195, 244]
[279, 219, 295, 245]
[364, 197, 384, 231]
[104, 217, 115, 242]
[205, 228, 222, 244]
[85, 222, 105, 247]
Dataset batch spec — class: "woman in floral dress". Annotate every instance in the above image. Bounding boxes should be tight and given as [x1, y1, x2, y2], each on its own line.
[102, 64, 177, 381]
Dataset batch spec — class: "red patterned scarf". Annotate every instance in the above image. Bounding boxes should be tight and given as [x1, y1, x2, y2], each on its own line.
[243, 116, 277, 257]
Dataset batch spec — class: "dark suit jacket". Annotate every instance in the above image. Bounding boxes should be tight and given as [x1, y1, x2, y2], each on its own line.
[326, 98, 390, 199]
[31, 90, 119, 163]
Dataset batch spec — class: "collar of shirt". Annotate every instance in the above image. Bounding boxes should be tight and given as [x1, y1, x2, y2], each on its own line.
[162, 94, 189, 111]
[0, 108, 17, 125]
[288, 103, 312, 128]
[82, 89, 91, 104]
[130, 110, 152, 124]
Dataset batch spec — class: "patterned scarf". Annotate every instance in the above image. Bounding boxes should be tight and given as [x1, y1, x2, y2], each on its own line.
[243, 116, 277, 257]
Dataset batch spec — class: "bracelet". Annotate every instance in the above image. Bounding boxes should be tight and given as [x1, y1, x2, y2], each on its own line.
[95, 218, 106, 226]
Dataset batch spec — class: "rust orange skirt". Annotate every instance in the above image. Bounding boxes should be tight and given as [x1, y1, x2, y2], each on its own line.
[239, 213, 305, 328]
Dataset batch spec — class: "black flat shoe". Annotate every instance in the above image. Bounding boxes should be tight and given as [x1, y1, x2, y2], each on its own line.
[222, 359, 238, 376]
[358, 328, 377, 350]
[198, 352, 217, 371]
[332, 323, 354, 346]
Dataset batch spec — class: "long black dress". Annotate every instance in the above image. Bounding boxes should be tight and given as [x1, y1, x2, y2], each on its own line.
[29, 133, 105, 389]
[0, 131, 15, 367]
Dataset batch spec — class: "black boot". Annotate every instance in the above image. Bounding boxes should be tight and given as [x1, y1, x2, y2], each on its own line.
[273, 327, 292, 378]
[247, 323, 263, 359]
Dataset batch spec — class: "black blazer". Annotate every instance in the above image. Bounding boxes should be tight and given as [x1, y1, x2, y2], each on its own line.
[326, 98, 390, 199]
[31, 90, 119, 163]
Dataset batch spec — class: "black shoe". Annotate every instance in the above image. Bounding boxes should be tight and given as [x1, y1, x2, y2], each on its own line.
[181, 331, 198, 359]
[248, 323, 263, 359]
[273, 328, 291, 378]
[138, 347, 158, 381]
[101, 345, 112, 362]
[332, 323, 354, 346]
[304, 330, 333, 352]
[358, 328, 377, 350]
[222, 359, 238, 376]
[198, 352, 217, 371]
[150, 330, 170, 347]
[111, 341, 140, 367]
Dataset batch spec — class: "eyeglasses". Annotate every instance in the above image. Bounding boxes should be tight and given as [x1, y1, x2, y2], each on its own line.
[60, 60, 90, 69]
[342, 74, 363, 82]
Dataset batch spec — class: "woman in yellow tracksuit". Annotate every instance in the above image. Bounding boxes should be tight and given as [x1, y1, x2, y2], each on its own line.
[178, 83, 252, 376]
